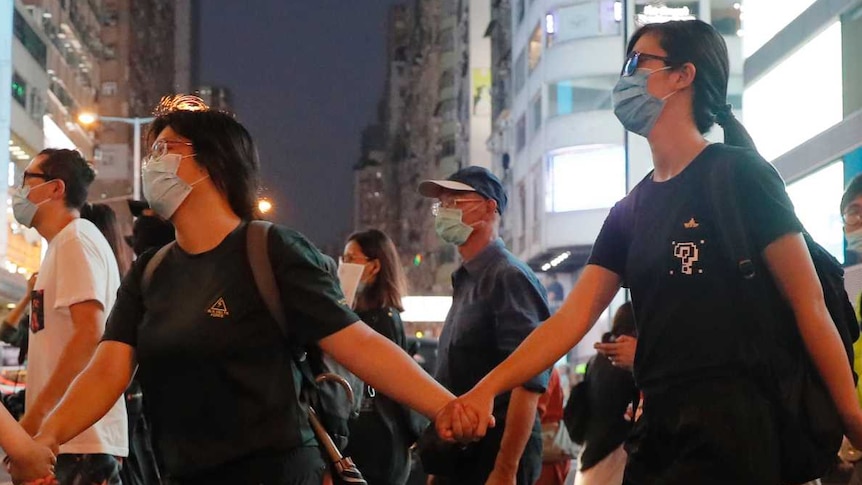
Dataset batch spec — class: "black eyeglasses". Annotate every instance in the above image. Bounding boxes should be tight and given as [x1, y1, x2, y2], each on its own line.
[621, 51, 673, 77]
[19, 171, 54, 188]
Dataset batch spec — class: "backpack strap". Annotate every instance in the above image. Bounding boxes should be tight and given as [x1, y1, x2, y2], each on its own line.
[245, 220, 289, 334]
[141, 242, 176, 293]
[708, 157, 757, 279]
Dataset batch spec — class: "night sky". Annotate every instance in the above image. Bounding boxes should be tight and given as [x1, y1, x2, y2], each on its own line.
[197, 0, 402, 252]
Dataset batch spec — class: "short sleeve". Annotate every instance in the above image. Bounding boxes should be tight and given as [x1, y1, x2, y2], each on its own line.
[492, 266, 551, 394]
[587, 200, 630, 277]
[52, 237, 108, 310]
[268, 227, 360, 345]
[734, 150, 804, 253]
[102, 249, 155, 347]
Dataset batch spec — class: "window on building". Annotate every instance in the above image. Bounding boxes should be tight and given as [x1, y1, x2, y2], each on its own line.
[516, 115, 526, 152]
[787, 161, 844, 263]
[546, 1, 620, 48]
[101, 81, 118, 97]
[440, 27, 454, 52]
[13, 10, 47, 68]
[517, 0, 525, 24]
[440, 69, 454, 89]
[514, 49, 526, 94]
[530, 92, 542, 132]
[711, 2, 742, 36]
[441, 137, 456, 157]
[743, 21, 842, 161]
[518, 182, 527, 251]
[11, 73, 26, 108]
[548, 80, 613, 117]
[533, 165, 542, 242]
[528, 23, 542, 72]
[547, 145, 625, 212]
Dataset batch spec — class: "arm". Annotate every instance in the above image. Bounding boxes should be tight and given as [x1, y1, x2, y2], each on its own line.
[4, 274, 35, 329]
[20, 300, 104, 435]
[34, 341, 136, 450]
[319, 321, 454, 419]
[763, 234, 862, 445]
[0, 405, 56, 484]
[488, 387, 541, 484]
[439, 265, 622, 440]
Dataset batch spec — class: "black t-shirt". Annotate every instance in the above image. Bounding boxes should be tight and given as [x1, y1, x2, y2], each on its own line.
[103, 223, 359, 477]
[587, 144, 803, 392]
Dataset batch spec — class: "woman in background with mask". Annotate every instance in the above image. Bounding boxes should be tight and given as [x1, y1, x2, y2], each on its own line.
[439, 20, 862, 483]
[341, 229, 422, 485]
[24, 95, 457, 485]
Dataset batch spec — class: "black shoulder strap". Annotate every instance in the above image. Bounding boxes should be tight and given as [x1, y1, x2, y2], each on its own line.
[141, 242, 176, 293]
[246, 220, 289, 336]
[708, 156, 757, 279]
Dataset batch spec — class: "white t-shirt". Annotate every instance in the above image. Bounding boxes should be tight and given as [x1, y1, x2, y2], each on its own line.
[27, 218, 128, 456]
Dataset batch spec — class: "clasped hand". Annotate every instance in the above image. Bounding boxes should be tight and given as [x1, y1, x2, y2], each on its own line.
[434, 387, 496, 442]
[5, 434, 58, 485]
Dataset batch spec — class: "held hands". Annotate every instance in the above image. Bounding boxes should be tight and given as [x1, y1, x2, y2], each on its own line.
[435, 386, 496, 443]
[5, 435, 57, 485]
[594, 335, 637, 371]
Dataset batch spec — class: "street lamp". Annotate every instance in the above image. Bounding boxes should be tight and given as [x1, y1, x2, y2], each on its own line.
[77, 113, 156, 200]
[257, 198, 273, 215]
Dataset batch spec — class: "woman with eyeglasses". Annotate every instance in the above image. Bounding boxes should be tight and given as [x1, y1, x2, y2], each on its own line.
[340, 229, 424, 485]
[24, 96, 457, 485]
[436, 19, 862, 483]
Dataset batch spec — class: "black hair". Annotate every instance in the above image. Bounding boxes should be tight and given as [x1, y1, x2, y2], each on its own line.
[80, 203, 132, 276]
[841, 173, 862, 214]
[37, 148, 96, 210]
[627, 20, 756, 150]
[611, 301, 637, 338]
[348, 229, 407, 313]
[148, 108, 261, 220]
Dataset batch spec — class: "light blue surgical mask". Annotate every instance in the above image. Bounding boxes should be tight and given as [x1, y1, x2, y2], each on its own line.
[434, 207, 475, 246]
[142, 153, 209, 220]
[12, 180, 55, 228]
[612, 67, 676, 137]
[846, 227, 862, 253]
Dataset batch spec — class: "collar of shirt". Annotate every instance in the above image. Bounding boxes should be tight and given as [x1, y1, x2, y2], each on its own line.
[454, 238, 507, 281]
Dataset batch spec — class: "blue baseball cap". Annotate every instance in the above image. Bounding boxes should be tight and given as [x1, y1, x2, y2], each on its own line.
[418, 166, 508, 214]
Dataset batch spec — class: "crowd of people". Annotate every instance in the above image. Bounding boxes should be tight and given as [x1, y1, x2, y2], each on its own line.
[0, 18, 859, 485]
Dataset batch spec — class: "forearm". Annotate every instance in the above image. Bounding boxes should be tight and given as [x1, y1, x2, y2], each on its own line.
[797, 304, 858, 418]
[38, 342, 134, 446]
[495, 387, 540, 472]
[4, 298, 27, 328]
[27, 330, 100, 419]
[0, 406, 36, 453]
[320, 323, 453, 418]
[481, 266, 620, 396]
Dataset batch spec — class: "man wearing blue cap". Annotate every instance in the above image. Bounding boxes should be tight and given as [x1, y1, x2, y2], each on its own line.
[418, 166, 550, 485]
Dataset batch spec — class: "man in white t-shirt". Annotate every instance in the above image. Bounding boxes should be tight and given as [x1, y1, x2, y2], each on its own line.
[13, 149, 127, 484]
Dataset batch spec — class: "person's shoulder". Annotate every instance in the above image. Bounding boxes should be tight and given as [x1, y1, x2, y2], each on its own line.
[266, 223, 335, 270]
[704, 143, 772, 173]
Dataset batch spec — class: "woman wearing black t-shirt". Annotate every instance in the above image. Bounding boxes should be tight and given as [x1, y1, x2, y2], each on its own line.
[437, 20, 862, 483]
[341, 229, 424, 485]
[22, 96, 458, 485]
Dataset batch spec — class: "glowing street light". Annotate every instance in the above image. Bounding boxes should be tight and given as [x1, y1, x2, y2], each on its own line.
[258, 198, 273, 214]
[77, 112, 155, 199]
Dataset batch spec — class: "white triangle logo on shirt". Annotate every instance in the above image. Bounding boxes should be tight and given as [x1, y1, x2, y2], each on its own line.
[207, 297, 230, 318]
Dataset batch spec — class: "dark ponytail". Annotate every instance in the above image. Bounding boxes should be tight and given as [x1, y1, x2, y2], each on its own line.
[713, 103, 757, 151]
[627, 20, 757, 150]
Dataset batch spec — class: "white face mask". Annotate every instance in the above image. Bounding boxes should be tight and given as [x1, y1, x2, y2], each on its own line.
[847, 227, 862, 253]
[337, 261, 366, 309]
[141, 153, 209, 219]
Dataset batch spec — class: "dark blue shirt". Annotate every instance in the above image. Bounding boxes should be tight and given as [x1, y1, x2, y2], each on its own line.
[435, 239, 551, 420]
